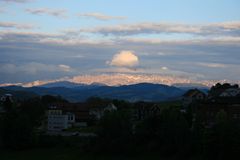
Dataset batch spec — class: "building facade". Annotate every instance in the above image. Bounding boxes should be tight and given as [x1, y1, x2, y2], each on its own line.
[47, 107, 75, 131]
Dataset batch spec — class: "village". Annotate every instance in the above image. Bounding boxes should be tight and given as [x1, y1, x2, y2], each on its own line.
[1, 83, 239, 137]
[46, 83, 240, 134]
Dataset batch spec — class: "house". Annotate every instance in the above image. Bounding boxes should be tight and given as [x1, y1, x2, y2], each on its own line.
[182, 89, 206, 107]
[47, 106, 75, 131]
[89, 103, 117, 120]
[0, 93, 13, 103]
[132, 102, 161, 120]
[103, 103, 118, 112]
[67, 103, 91, 127]
[47, 102, 92, 129]
[180, 84, 240, 128]
[0, 94, 14, 114]
[191, 86, 240, 127]
[196, 102, 240, 128]
[220, 88, 240, 97]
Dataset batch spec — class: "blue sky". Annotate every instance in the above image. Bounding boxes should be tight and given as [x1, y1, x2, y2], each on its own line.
[1, 0, 240, 32]
[0, 0, 240, 84]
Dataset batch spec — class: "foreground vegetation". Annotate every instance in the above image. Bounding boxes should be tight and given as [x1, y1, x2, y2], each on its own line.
[1, 147, 201, 160]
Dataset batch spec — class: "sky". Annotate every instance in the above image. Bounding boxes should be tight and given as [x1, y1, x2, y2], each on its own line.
[0, 0, 240, 85]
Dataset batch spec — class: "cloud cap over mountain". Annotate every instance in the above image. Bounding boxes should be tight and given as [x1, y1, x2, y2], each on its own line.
[108, 51, 139, 68]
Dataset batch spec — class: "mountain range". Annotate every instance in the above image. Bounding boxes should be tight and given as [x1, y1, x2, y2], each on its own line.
[0, 73, 222, 88]
[1, 81, 209, 102]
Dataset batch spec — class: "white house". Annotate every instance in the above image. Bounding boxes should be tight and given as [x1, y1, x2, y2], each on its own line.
[182, 89, 206, 107]
[89, 103, 117, 120]
[103, 103, 117, 112]
[47, 107, 75, 131]
[220, 88, 240, 97]
[0, 94, 13, 102]
[0, 94, 13, 114]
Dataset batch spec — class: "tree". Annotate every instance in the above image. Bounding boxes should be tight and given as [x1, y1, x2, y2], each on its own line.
[96, 110, 133, 152]
[202, 110, 240, 160]
[209, 83, 239, 98]
[3, 96, 13, 111]
[135, 107, 190, 155]
[41, 95, 68, 105]
[86, 97, 110, 108]
[0, 97, 46, 149]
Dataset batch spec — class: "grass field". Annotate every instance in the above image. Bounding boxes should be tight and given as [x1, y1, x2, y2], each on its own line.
[0, 147, 184, 160]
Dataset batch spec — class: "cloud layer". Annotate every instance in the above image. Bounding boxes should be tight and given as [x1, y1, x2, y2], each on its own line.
[25, 8, 67, 18]
[0, 22, 35, 29]
[82, 21, 240, 36]
[78, 12, 126, 21]
[1, 0, 32, 3]
[0, 21, 240, 83]
[0, 62, 72, 75]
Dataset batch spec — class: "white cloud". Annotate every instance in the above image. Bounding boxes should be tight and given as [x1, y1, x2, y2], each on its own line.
[161, 66, 168, 70]
[1, 0, 32, 3]
[93, 67, 144, 74]
[66, 55, 84, 59]
[197, 62, 227, 68]
[81, 21, 240, 37]
[118, 36, 240, 46]
[0, 63, 73, 75]
[0, 22, 35, 29]
[78, 12, 126, 21]
[25, 8, 67, 18]
[58, 64, 71, 72]
[108, 50, 139, 68]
